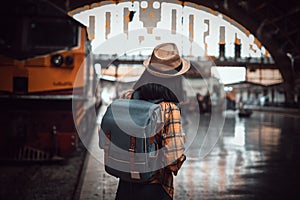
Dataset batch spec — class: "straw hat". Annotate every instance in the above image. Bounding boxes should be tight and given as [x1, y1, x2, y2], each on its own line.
[143, 43, 190, 78]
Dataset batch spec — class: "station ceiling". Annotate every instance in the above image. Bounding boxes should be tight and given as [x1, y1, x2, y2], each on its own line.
[2, 0, 299, 75]
[47, 0, 299, 73]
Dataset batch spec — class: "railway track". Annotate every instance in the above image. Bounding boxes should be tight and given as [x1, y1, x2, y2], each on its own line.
[0, 141, 87, 200]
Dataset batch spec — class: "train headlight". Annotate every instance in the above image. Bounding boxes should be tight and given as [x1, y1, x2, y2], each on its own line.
[65, 56, 74, 66]
[51, 54, 64, 67]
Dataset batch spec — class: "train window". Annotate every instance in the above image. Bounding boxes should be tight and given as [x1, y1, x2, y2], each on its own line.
[28, 18, 78, 49]
[0, 0, 82, 60]
[0, 19, 18, 52]
[0, 17, 80, 60]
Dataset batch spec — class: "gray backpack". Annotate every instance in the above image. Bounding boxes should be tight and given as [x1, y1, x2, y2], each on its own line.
[99, 98, 164, 182]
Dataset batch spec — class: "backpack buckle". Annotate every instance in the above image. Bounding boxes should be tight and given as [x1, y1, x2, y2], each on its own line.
[129, 136, 136, 152]
[131, 171, 141, 180]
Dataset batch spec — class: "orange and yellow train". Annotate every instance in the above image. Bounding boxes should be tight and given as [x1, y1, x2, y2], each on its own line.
[0, 1, 101, 161]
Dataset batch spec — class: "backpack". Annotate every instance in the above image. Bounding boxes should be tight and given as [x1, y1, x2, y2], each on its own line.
[99, 98, 164, 183]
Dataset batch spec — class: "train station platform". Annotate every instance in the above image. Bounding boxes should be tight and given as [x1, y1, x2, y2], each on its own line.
[246, 105, 300, 115]
[77, 105, 300, 200]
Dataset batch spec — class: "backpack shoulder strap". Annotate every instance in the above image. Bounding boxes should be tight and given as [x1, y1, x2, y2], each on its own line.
[132, 90, 164, 104]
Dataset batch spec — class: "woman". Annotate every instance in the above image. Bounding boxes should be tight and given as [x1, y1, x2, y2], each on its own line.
[116, 43, 189, 200]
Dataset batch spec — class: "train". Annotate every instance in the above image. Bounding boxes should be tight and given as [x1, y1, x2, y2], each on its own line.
[0, 1, 101, 161]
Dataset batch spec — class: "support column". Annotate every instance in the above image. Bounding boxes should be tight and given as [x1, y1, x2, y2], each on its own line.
[279, 66, 295, 107]
[234, 33, 241, 61]
[219, 43, 225, 60]
[219, 26, 226, 61]
[271, 88, 275, 105]
[294, 58, 300, 108]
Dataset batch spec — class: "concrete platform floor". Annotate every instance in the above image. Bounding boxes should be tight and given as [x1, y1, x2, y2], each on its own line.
[78, 107, 300, 200]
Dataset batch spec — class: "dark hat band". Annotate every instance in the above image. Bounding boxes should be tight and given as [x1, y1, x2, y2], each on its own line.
[148, 63, 183, 75]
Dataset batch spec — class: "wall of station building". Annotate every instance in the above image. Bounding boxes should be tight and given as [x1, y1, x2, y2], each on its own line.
[233, 84, 286, 107]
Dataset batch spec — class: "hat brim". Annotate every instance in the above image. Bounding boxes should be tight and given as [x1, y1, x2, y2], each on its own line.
[143, 57, 190, 78]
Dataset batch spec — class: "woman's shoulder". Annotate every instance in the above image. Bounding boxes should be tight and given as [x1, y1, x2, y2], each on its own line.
[120, 89, 179, 111]
[119, 89, 134, 99]
[159, 101, 180, 111]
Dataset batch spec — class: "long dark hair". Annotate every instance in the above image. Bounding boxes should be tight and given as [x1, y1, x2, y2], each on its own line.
[132, 69, 184, 103]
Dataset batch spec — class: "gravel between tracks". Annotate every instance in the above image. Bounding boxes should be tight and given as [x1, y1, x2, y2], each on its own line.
[0, 144, 86, 200]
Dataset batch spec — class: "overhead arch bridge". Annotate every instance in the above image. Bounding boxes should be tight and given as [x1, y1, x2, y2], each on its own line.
[2, 0, 300, 105]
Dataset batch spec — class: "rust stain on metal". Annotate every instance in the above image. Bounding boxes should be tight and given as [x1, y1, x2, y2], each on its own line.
[219, 26, 226, 44]
[139, 36, 144, 44]
[105, 12, 111, 39]
[171, 9, 177, 34]
[189, 15, 194, 41]
[124, 8, 130, 35]
[88, 16, 95, 40]
[235, 33, 241, 45]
